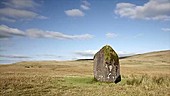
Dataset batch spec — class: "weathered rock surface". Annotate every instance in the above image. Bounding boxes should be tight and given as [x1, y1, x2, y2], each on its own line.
[93, 45, 121, 83]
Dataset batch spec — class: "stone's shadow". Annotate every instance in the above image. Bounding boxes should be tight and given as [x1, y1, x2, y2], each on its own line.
[115, 75, 121, 83]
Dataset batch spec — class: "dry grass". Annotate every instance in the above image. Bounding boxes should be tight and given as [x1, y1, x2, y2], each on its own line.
[0, 50, 170, 96]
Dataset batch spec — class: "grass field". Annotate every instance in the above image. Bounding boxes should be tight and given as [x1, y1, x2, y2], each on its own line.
[0, 50, 170, 96]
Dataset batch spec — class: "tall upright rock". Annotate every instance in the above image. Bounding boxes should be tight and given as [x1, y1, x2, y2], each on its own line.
[93, 45, 121, 83]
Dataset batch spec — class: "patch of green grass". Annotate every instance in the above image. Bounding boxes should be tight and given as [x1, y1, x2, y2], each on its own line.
[54, 75, 170, 87]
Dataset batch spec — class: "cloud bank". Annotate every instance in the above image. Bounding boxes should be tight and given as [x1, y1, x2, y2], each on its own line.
[0, 25, 93, 40]
[0, 0, 47, 22]
[115, 0, 170, 21]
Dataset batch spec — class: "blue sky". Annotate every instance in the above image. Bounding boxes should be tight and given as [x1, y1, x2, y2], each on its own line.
[0, 0, 170, 64]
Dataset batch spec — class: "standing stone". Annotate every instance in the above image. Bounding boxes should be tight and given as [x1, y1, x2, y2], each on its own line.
[93, 45, 121, 83]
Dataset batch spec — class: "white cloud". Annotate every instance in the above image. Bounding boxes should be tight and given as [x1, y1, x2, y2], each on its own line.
[65, 1, 90, 17]
[38, 15, 48, 19]
[75, 50, 97, 57]
[0, 0, 47, 22]
[82, 1, 91, 6]
[0, 8, 45, 20]
[0, 25, 25, 38]
[0, 17, 16, 22]
[0, 54, 34, 64]
[26, 29, 93, 40]
[2, 0, 39, 9]
[0, 25, 93, 40]
[115, 0, 170, 21]
[162, 28, 170, 32]
[117, 51, 136, 57]
[65, 9, 84, 17]
[81, 5, 90, 10]
[0, 54, 30, 58]
[35, 54, 62, 58]
[106, 33, 117, 38]
[81, 0, 90, 10]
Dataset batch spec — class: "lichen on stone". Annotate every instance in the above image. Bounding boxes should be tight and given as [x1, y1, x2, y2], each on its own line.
[102, 45, 118, 64]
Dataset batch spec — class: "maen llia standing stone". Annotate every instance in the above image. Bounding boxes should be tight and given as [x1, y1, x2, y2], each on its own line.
[93, 45, 121, 83]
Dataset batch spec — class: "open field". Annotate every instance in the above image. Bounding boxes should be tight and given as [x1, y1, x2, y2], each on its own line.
[0, 50, 170, 96]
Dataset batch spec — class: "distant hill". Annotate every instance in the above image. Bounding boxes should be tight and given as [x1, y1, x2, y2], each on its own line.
[76, 50, 170, 61]
[120, 50, 170, 65]
[76, 59, 93, 61]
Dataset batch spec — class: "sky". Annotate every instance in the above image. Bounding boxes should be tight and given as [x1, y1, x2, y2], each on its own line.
[0, 0, 170, 64]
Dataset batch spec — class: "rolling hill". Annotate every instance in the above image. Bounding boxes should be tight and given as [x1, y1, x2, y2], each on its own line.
[120, 50, 170, 76]
[121, 50, 170, 64]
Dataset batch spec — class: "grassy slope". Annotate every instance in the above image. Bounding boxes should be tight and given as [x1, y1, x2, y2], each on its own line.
[0, 50, 170, 96]
[121, 50, 170, 75]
